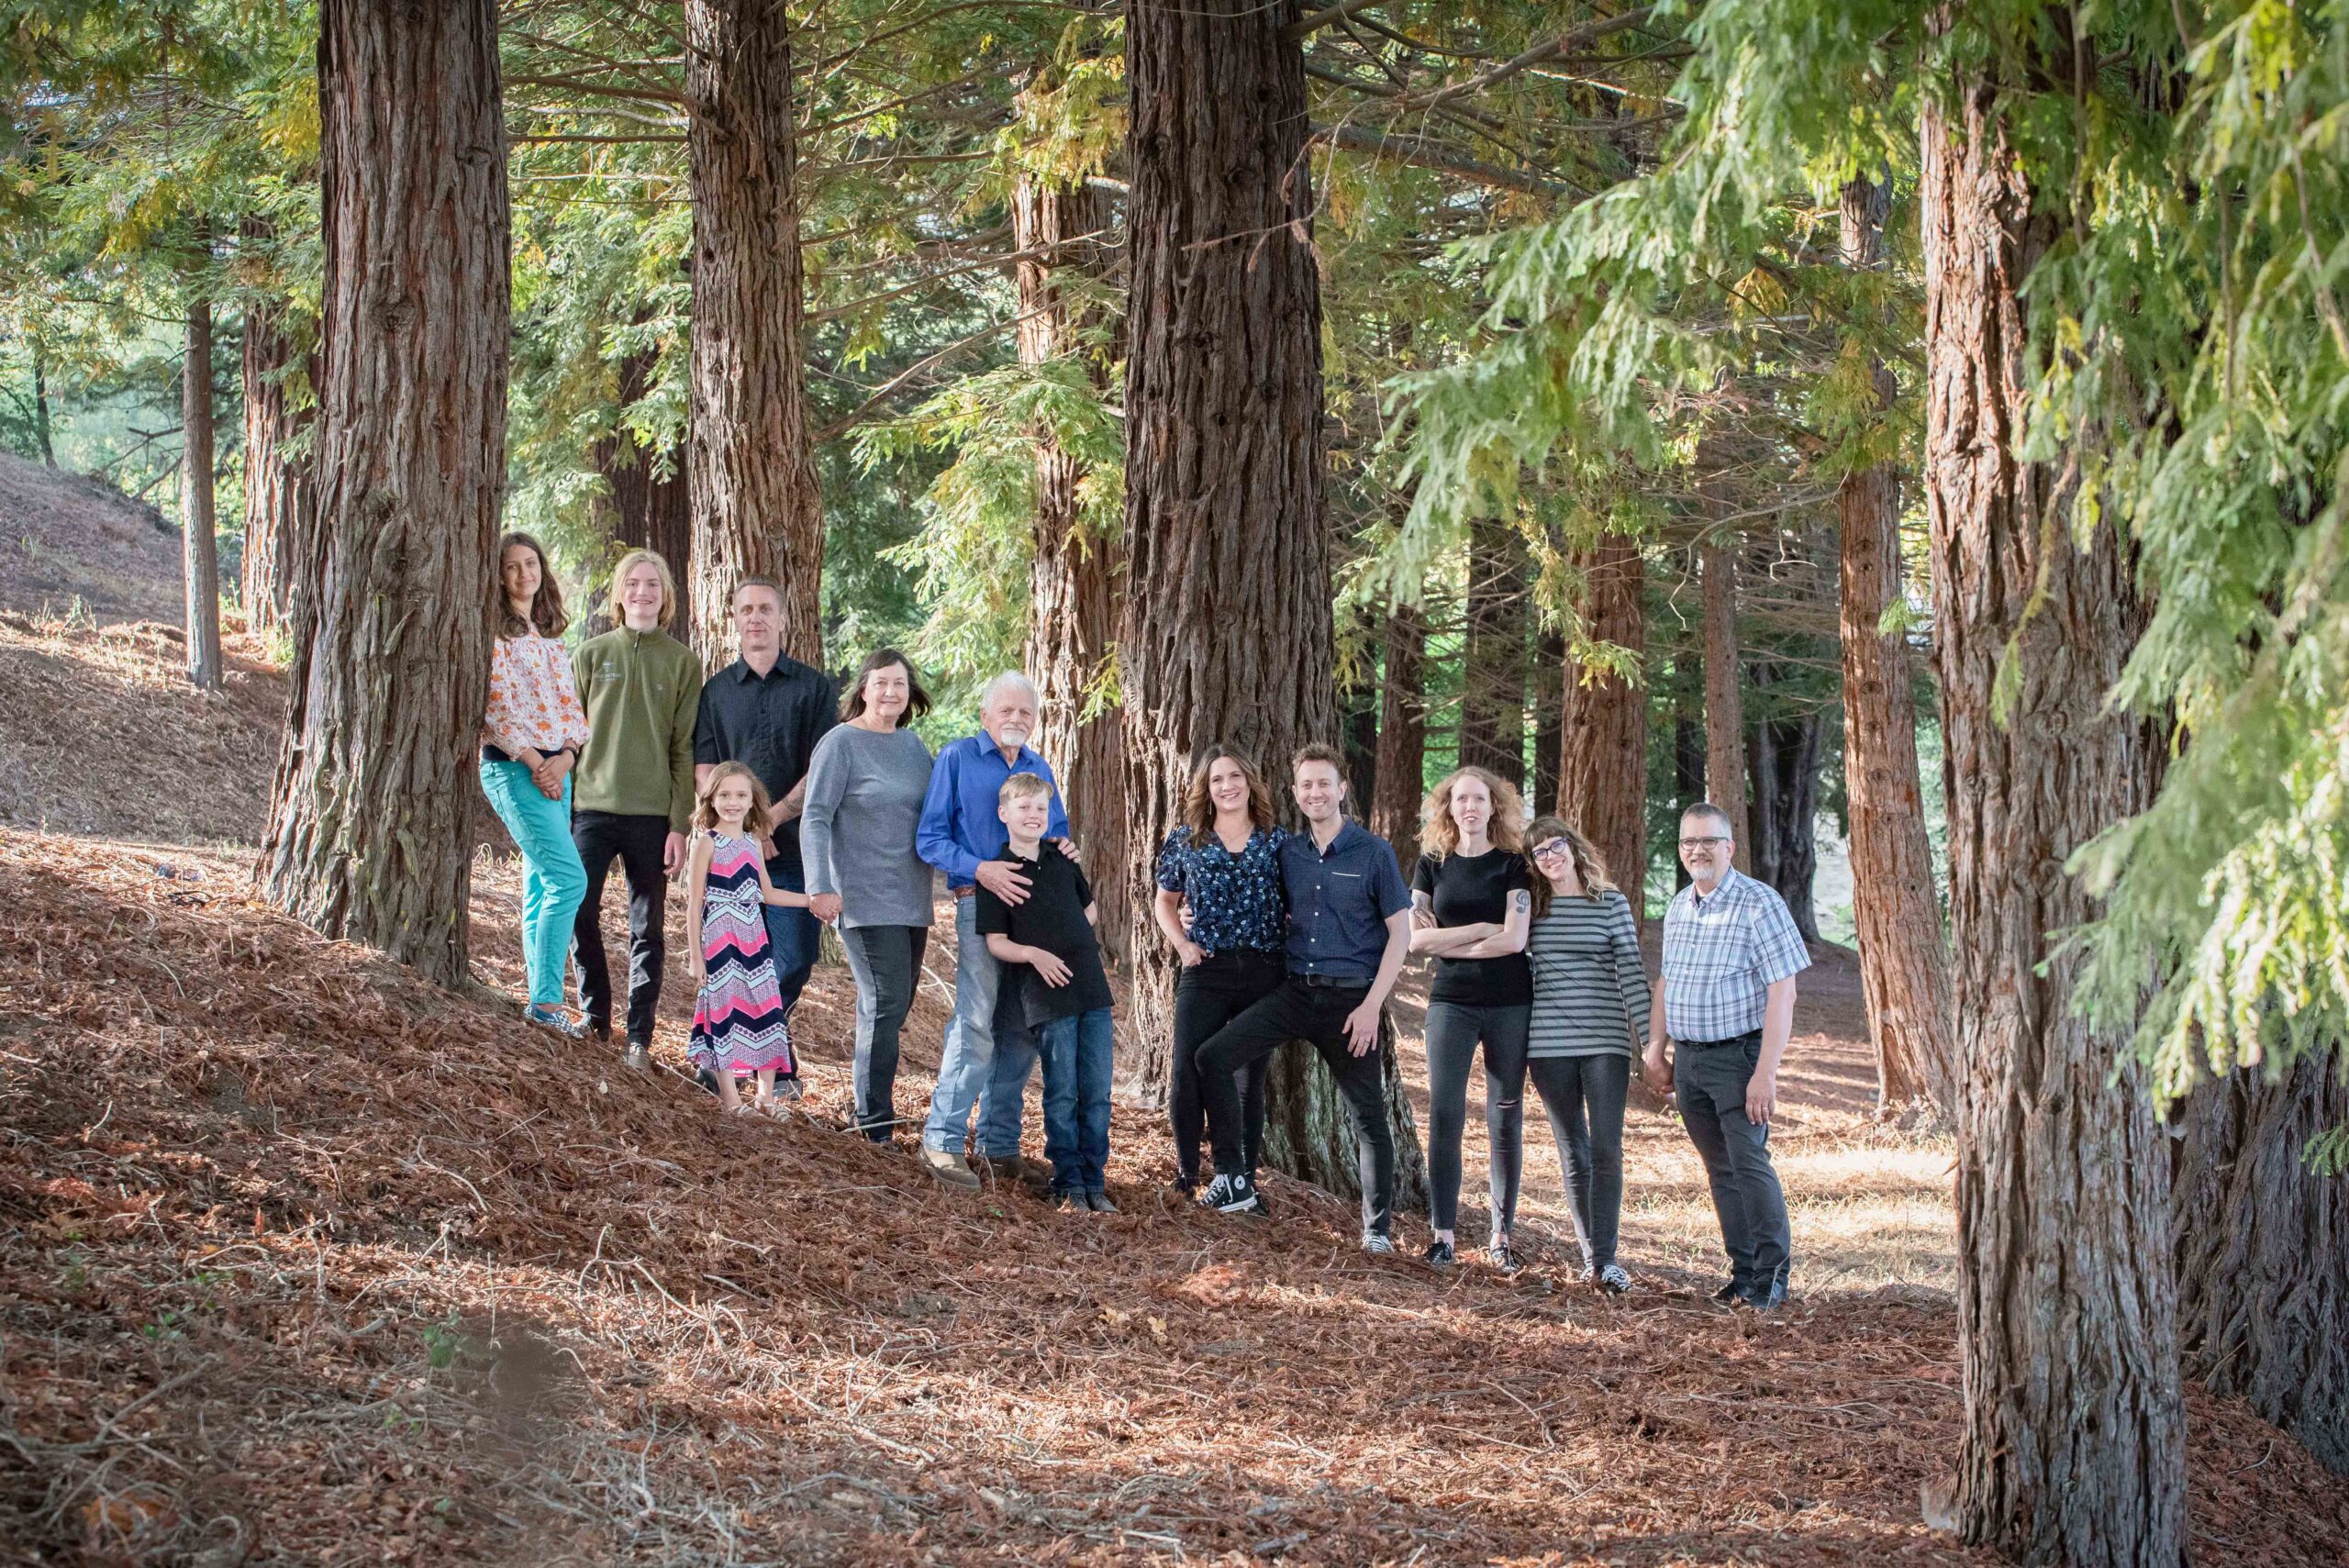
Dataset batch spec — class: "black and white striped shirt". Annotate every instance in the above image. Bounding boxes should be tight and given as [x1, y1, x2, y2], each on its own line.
[1526, 890, 1651, 1058]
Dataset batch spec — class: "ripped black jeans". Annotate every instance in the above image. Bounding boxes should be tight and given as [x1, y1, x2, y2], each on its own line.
[1422, 1001, 1532, 1236]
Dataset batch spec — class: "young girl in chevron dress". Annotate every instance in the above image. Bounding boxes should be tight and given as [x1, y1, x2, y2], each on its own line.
[685, 762, 814, 1117]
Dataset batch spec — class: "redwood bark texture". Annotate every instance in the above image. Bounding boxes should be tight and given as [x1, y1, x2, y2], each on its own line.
[1554, 535, 1646, 913]
[239, 279, 312, 642]
[684, 0, 823, 666]
[1698, 534, 1747, 863]
[1458, 517, 1527, 790]
[262, 0, 509, 991]
[181, 288, 222, 690]
[1532, 626, 1564, 813]
[1743, 692, 1822, 940]
[2171, 1052, 2349, 1475]
[1121, 0, 1423, 1206]
[1921, 61, 2188, 1564]
[1836, 174, 1954, 1116]
[596, 348, 691, 589]
[1016, 174, 1127, 963]
[1371, 603, 1427, 874]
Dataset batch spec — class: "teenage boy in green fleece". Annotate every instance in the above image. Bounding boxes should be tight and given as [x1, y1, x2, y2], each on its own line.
[570, 549, 703, 1068]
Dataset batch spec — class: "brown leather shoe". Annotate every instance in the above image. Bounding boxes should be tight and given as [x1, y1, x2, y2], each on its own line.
[984, 1154, 1051, 1196]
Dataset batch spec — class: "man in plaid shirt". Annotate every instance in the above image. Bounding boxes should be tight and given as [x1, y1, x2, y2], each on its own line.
[1644, 801, 1810, 1312]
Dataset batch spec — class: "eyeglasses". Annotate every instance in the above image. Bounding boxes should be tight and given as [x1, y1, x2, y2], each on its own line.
[1531, 840, 1573, 861]
[1678, 836, 1730, 851]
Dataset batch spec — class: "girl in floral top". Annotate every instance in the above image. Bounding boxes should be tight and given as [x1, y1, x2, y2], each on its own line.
[1152, 749, 1286, 1195]
[481, 530, 592, 1035]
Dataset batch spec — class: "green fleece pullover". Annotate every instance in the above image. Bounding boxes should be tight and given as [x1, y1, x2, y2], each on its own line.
[571, 625, 703, 830]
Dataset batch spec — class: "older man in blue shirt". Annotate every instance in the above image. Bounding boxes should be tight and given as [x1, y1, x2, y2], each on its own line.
[914, 672, 1072, 1190]
[1193, 742, 1413, 1249]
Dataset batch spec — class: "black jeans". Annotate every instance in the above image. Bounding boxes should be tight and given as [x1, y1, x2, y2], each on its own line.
[1675, 1031, 1790, 1292]
[1527, 1052, 1631, 1271]
[1422, 1000, 1532, 1236]
[1170, 951, 1282, 1184]
[1197, 975, 1397, 1239]
[571, 810, 669, 1044]
[839, 924, 929, 1141]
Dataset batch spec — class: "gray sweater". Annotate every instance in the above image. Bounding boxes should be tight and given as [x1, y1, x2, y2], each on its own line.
[800, 723, 937, 929]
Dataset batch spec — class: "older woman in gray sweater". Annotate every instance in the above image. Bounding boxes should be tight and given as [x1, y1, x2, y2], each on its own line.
[801, 649, 939, 1141]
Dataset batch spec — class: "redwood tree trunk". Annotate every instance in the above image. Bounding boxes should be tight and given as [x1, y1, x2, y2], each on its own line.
[1533, 625, 1564, 812]
[239, 248, 312, 641]
[1744, 699, 1822, 940]
[262, 0, 509, 990]
[182, 287, 221, 689]
[1122, 0, 1423, 1206]
[1371, 603, 1427, 873]
[684, 0, 823, 665]
[598, 348, 691, 583]
[1555, 534, 1646, 913]
[1016, 173, 1127, 964]
[1836, 173, 1954, 1116]
[1458, 517, 1526, 790]
[1922, 58, 2187, 1564]
[1699, 534, 1749, 865]
[2170, 1052, 2349, 1474]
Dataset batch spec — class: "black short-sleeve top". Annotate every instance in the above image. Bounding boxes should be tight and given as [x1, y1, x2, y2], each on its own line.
[1411, 847, 1537, 1007]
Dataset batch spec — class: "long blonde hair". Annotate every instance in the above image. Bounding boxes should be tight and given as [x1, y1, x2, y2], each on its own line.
[693, 762, 774, 839]
[1419, 766, 1528, 862]
[1524, 814, 1615, 918]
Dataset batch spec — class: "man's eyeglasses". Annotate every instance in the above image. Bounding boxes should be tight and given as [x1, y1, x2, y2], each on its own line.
[1678, 836, 1730, 851]
[1531, 840, 1573, 861]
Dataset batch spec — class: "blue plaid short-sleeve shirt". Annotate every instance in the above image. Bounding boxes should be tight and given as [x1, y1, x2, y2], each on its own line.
[1661, 867, 1810, 1041]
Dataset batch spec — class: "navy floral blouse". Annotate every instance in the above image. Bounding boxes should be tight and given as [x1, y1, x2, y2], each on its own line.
[1154, 825, 1287, 954]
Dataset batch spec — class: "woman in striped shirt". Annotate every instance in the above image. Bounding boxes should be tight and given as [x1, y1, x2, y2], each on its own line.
[1523, 815, 1651, 1293]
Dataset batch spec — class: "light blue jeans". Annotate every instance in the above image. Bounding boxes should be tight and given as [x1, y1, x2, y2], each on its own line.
[922, 895, 1034, 1156]
[479, 760, 587, 1006]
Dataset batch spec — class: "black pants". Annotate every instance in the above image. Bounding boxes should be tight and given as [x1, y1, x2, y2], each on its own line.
[1526, 1052, 1631, 1271]
[840, 924, 929, 1141]
[571, 810, 669, 1044]
[1422, 1000, 1532, 1236]
[1197, 976, 1397, 1239]
[1675, 1031, 1790, 1292]
[1169, 951, 1282, 1184]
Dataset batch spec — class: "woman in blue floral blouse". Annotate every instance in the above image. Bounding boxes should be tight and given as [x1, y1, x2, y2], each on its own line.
[1152, 749, 1288, 1195]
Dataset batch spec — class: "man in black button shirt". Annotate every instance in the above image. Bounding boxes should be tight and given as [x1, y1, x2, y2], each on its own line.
[976, 774, 1116, 1210]
[693, 577, 839, 1023]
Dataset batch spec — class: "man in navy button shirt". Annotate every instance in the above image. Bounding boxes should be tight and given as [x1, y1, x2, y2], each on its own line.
[1193, 743, 1412, 1248]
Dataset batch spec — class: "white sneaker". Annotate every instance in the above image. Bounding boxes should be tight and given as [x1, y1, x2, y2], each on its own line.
[919, 1146, 980, 1190]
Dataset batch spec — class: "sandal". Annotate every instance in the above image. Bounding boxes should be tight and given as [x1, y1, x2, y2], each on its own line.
[728, 1102, 759, 1118]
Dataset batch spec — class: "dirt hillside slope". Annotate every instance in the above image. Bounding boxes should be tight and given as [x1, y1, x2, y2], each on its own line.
[0, 453, 186, 628]
[1, 829, 2342, 1568]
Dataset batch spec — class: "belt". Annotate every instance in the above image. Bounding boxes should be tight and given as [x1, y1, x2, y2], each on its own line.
[1297, 972, 1371, 989]
[952, 885, 975, 900]
[1679, 1029, 1762, 1049]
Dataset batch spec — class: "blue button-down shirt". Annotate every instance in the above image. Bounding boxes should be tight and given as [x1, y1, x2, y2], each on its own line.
[915, 731, 1072, 889]
[1661, 866, 1810, 1040]
[1279, 819, 1411, 982]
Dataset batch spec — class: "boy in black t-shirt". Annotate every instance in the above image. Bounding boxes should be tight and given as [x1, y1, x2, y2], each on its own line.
[975, 773, 1117, 1211]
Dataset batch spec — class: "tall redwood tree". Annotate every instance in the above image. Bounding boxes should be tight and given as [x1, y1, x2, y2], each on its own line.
[262, 0, 511, 988]
[1120, 0, 1422, 1203]
[1922, 35, 2187, 1562]
[1016, 173, 1127, 962]
[1554, 534, 1646, 917]
[239, 263, 311, 642]
[1835, 174, 1953, 1114]
[683, 0, 823, 665]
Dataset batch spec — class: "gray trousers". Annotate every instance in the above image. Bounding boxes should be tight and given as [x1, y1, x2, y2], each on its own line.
[1675, 1032, 1790, 1291]
[1423, 1000, 1532, 1235]
[840, 924, 929, 1140]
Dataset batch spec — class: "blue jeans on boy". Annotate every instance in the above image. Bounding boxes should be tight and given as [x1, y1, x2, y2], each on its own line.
[1037, 1006, 1114, 1195]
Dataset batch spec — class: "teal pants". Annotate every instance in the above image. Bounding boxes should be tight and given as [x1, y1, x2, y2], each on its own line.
[479, 759, 588, 1006]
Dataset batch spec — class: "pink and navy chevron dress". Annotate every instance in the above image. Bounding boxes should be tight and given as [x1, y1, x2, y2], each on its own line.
[689, 833, 797, 1077]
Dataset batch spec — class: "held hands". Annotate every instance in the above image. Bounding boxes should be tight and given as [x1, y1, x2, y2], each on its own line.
[808, 892, 843, 925]
[1341, 999, 1381, 1057]
[1030, 949, 1074, 987]
[1641, 1041, 1673, 1095]
[1745, 1067, 1777, 1127]
[975, 859, 1033, 906]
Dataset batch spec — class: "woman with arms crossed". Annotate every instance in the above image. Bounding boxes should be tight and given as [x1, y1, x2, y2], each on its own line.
[1152, 750, 1285, 1198]
[1523, 817, 1650, 1293]
[1409, 767, 1537, 1270]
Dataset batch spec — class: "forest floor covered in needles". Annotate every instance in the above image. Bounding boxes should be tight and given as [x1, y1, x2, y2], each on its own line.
[0, 618, 2344, 1566]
